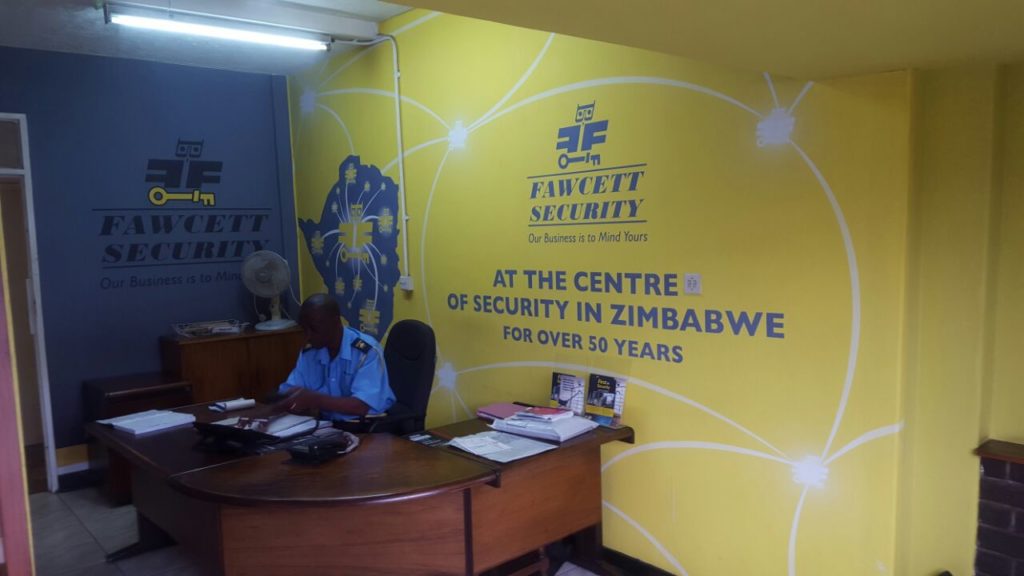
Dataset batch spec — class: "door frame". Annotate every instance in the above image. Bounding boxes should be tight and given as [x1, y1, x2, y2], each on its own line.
[0, 112, 57, 492]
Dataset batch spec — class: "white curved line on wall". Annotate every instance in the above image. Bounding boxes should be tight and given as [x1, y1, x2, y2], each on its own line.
[788, 485, 811, 576]
[315, 103, 355, 152]
[601, 441, 793, 473]
[319, 43, 380, 89]
[764, 72, 781, 108]
[604, 500, 689, 576]
[789, 142, 862, 460]
[469, 76, 764, 135]
[319, 88, 451, 130]
[470, 33, 557, 132]
[341, 180, 353, 221]
[389, 11, 441, 38]
[381, 136, 448, 175]
[824, 422, 903, 465]
[318, 12, 443, 92]
[788, 82, 814, 115]
[420, 147, 452, 328]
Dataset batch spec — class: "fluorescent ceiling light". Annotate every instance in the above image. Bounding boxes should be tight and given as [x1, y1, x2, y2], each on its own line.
[105, 3, 335, 51]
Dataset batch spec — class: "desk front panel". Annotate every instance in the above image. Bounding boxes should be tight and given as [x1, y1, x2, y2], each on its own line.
[220, 489, 470, 576]
[469, 444, 602, 572]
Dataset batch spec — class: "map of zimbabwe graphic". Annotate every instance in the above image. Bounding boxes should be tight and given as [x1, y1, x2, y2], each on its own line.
[299, 155, 400, 338]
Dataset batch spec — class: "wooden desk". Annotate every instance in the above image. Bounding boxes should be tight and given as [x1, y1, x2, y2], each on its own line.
[431, 419, 634, 574]
[86, 406, 633, 575]
[160, 328, 306, 402]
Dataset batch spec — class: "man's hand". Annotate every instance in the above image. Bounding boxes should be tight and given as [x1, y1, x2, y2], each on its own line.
[274, 387, 373, 418]
[275, 388, 321, 415]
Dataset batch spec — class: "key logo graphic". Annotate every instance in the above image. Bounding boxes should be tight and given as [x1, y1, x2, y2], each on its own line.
[145, 139, 222, 207]
[555, 102, 607, 169]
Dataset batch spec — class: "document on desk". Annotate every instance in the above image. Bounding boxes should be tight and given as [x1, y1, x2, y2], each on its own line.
[97, 410, 196, 435]
[213, 413, 318, 439]
[490, 415, 599, 442]
[448, 431, 556, 463]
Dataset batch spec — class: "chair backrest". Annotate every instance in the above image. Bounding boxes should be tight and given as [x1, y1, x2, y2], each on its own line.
[383, 319, 436, 432]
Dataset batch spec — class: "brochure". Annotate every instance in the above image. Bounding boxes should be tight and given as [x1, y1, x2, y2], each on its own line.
[585, 373, 627, 425]
[549, 371, 585, 415]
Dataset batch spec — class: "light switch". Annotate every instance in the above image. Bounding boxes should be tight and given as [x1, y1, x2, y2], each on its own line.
[684, 273, 701, 295]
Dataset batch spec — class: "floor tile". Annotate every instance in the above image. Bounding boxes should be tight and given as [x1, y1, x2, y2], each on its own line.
[47, 561, 124, 576]
[33, 537, 108, 576]
[60, 488, 138, 554]
[31, 497, 93, 554]
[114, 546, 197, 576]
[31, 489, 121, 576]
[29, 491, 67, 520]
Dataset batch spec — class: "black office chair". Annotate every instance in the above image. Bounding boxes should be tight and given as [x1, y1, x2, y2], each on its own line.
[357, 319, 437, 435]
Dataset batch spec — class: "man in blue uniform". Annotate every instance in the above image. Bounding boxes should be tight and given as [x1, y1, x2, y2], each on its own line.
[276, 293, 395, 421]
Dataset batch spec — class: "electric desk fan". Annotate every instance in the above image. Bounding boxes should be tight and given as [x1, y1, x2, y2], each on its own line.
[241, 250, 297, 331]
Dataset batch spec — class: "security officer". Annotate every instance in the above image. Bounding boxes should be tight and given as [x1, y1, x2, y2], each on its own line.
[276, 293, 395, 421]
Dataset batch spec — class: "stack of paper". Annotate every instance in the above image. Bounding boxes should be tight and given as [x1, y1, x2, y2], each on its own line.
[449, 431, 556, 463]
[490, 415, 599, 442]
[98, 410, 196, 436]
[513, 406, 574, 422]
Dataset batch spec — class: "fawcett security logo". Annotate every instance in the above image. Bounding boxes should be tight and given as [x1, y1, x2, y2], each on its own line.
[145, 139, 222, 207]
[527, 102, 647, 232]
[96, 138, 271, 270]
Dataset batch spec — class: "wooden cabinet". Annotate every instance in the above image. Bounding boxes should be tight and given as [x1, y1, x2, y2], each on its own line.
[160, 328, 306, 402]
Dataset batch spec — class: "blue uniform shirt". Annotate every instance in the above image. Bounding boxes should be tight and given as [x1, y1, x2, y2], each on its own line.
[278, 327, 395, 421]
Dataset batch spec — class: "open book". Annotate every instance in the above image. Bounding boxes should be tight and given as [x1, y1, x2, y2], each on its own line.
[211, 413, 318, 440]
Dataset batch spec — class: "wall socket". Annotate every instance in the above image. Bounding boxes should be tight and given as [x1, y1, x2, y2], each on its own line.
[684, 273, 702, 295]
[398, 276, 414, 291]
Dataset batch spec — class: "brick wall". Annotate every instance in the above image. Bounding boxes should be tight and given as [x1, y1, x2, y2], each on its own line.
[977, 458, 1024, 575]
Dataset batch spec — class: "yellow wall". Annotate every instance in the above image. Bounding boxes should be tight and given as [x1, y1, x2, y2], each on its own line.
[290, 11, 914, 574]
[987, 63, 1024, 444]
[896, 66, 1001, 576]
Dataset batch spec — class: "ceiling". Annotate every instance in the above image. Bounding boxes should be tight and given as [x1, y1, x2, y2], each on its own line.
[0, 0, 409, 75]
[2, 1, 1022, 79]
[400, 0, 1024, 79]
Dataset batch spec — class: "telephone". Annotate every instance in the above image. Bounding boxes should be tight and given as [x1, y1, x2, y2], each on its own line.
[287, 433, 356, 464]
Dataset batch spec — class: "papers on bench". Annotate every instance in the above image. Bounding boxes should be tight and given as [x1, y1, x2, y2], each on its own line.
[448, 431, 556, 463]
[208, 398, 256, 412]
[97, 410, 196, 436]
[490, 414, 599, 443]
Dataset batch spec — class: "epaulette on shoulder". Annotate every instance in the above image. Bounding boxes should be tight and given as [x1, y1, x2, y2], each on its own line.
[351, 338, 372, 354]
